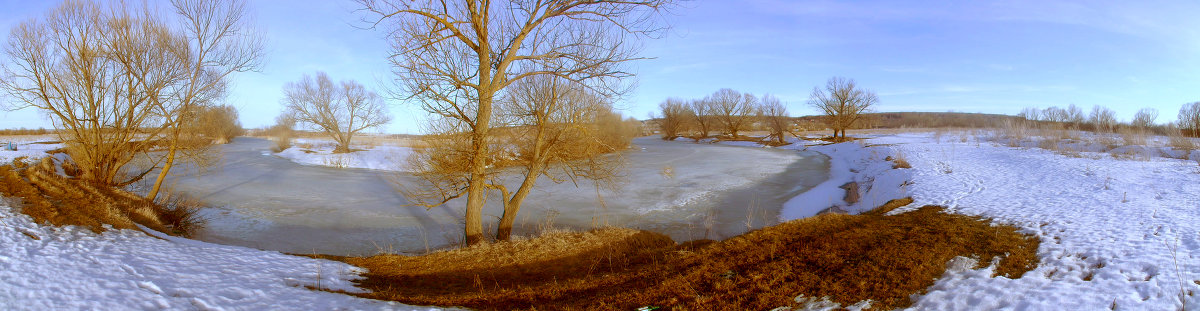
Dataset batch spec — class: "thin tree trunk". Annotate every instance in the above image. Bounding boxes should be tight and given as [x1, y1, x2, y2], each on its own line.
[496, 162, 543, 241]
[147, 146, 177, 201]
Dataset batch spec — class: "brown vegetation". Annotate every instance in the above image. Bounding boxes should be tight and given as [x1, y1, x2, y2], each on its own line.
[0, 158, 203, 236]
[332, 199, 1039, 310]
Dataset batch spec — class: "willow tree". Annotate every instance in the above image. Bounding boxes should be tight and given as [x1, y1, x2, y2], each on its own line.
[0, 1, 177, 185]
[809, 77, 877, 140]
[282, 72, 392, 153]
[359, 0, 671, 245]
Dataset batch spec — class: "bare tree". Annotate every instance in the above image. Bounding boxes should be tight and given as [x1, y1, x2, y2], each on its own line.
[0, 1, 179, 185]
[1018, 107, 1041, 124]
[657, 97, 692, 140]
[759, 94, 791, 145]
[359, 0, 672, 245]
[1089, 105, 1117, 133]
[708, 88, 757, 138]
[493, 76, 626, 240]
[146, 0, 265, 201]
[1041, 106, 1067, 124]
[1179, 102, 1200, 137]
[282, 72, 392, 153]
[808, 77, 877, 140]
[688, 99, 714, 139]
[1066, 104, 1085, 129]
[1131, 108, 1158, 130]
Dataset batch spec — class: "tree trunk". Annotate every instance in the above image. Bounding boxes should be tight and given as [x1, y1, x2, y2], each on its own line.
[463, 82, 494, 246]
[497, 161, 544, 241]
[147, 146, 177, 202]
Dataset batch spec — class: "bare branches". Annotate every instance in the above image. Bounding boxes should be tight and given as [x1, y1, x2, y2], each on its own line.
[282, 72, 392, 153]
[360, 0, 673, 245]
[809, 77, 877, 139]
[656, 97, 692, 140]
[707, 88, 757, 138]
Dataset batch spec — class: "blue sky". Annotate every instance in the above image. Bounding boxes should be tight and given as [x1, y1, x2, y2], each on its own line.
[3, 0, 1200, 134]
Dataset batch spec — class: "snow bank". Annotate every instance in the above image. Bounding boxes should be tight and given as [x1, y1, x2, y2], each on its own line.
[0, 199, 450, 310]
[776, 140, 911, 220]
[272, 138, 414, 172]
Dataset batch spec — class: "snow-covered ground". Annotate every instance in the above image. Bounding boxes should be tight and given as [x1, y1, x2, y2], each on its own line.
[0, 199, 450, 310]
[0, 136, 61, 165]
[763, 131, 1199, 310]
[271, 138, 414, 172]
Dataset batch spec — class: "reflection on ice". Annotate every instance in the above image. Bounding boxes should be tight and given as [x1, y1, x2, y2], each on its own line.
[166, 137, 829, 256]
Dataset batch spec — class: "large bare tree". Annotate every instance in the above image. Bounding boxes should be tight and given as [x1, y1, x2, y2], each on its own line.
[657, 97, 692, 140]
[282, 72, 392, 153]
[1, 1, 177, 186]
[808, 77, 877, 140]
[708, 88, 757, 138]
[359, 0, 671, 245]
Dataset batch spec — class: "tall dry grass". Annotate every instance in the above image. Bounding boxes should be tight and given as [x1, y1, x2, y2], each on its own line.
[0, 157, 203, 236]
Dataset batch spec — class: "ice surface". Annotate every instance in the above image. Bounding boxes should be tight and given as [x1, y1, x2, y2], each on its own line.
[161, 137, 829, 256]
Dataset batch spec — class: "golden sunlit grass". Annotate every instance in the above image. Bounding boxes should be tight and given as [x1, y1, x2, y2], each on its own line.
[329, 198, 1039, 310]
[0, 157, 203, 237]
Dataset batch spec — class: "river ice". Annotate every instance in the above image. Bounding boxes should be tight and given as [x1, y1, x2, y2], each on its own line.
[162, 137, 829, 256]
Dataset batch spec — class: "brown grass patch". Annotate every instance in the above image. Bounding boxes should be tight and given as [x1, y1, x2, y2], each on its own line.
[331, 199, 1039, 310]
[0, 158, 203, 237]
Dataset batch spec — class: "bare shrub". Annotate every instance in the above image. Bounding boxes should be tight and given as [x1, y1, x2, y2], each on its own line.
[1119, 127, 1147, 147]
[1167, 125, 1196, 151]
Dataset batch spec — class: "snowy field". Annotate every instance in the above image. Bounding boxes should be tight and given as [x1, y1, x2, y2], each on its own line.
[2, 130, 1198, 309]
[0, 135, 61, 165]
[766, 131, 1199, 310]
[272, 138, 414, 171]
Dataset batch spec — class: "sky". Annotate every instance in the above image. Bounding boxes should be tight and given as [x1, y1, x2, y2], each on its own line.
[2, 0, 1200, 134]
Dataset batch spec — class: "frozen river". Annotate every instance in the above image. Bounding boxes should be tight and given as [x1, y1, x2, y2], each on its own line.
[165, 137, 829, 256]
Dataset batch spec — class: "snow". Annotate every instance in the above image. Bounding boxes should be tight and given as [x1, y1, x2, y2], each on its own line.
[0, 137, 60, 164]
[0, 199, 452, 310]
[272, 138, 414, 171]
[767, 131, 1199, 310]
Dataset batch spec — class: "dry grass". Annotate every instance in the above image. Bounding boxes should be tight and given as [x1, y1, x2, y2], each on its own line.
[885, 153, 912, 169]
[0, 157, 203, 236]
[330, 198, 1039, 310]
